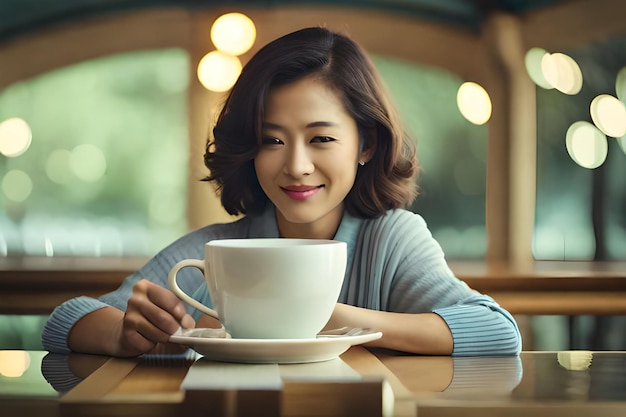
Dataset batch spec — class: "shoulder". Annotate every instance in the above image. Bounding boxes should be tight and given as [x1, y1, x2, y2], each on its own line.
[362, 209, 429, 234]
[358, 209, 443, 258]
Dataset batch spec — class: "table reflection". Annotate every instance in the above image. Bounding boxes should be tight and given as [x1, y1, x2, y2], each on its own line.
[518, 351, 626, 402]
[41, 352, 108, 393]
[9, 349, 625, 405]
[441, 355, 523, 398]
[40, 350, 196, 393]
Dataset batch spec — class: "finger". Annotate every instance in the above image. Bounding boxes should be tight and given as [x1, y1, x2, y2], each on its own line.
[181, 313, 195, 329]
[117, 313, 158, 357]
[129, 296, 181, 341]
[121, 327, 157, 355]
[144, 281, 190, 323]
[126, 286, 179, 343]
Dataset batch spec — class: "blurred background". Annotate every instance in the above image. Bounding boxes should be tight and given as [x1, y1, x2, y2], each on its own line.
[0, 0, 624, 351]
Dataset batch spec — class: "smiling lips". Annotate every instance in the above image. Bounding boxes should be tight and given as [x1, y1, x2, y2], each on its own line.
[281, 185, 323, 201]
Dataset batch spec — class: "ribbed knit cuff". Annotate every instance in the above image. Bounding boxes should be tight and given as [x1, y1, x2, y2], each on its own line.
[41, 352, 83, 393]
[41, 296, 108, 354]
[434, 304, 521, 357]
[444, 356, 523, 396]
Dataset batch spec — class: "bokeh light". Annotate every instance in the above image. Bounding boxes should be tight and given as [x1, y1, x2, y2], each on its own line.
[70, 144, 107, 182]
[0, 117, 32, 157]
[616, 66, 626, 102]
[210, 13, 256, 56]
[1, 169, 33, 202]
[45, 149, 73, 184]
[0, 49, 189, 258]
[565, 121, 608, 169]
[457, 82, 492, 125]
[557, 350, 593, 371]
[0, 351, 31, 377]
[525, 47, 553, 90]
[541, 52, 583, 95]
[590, 94, 626, 138]
[197, 50, 242, 92]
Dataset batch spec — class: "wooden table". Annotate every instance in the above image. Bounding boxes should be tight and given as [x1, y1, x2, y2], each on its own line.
[2, 348, 626, 417]
[1, 256, 625, 315]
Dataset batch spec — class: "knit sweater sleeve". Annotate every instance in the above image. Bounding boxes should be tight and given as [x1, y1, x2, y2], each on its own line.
[342, 210, 521, 356]
[41, 217, 252, 354]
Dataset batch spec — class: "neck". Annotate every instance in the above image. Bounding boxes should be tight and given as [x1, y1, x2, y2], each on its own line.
[275, 207, 343, 240]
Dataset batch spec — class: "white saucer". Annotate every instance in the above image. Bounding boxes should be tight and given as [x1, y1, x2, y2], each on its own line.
[169, 330, 382, 364]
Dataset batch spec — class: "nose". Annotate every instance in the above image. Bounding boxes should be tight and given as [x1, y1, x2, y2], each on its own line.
[283, 143, 314, 177]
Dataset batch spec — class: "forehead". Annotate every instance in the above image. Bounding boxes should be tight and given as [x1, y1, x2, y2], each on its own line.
[264, 76, 350, 122]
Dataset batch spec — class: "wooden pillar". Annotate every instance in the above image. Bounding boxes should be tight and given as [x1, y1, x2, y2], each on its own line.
[482, 13, 537, 266]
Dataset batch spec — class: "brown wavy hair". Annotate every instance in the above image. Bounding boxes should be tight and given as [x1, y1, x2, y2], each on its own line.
[203, 26, 418, 218]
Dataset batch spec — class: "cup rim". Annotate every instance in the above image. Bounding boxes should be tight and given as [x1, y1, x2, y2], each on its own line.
[206, 238, 346, 248]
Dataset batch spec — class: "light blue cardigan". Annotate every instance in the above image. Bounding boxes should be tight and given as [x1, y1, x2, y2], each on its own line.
[42, 205, 521, 356]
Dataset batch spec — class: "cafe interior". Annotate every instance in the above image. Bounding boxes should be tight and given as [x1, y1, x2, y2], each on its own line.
[0, 0, 625, 415]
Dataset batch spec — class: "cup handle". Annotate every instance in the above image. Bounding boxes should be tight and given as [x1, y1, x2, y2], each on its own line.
[168, 259, 219, 320]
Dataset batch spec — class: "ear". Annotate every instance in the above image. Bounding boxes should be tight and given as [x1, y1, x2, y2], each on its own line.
[359, 128, 377, 163]
[359, 147, 375, 164]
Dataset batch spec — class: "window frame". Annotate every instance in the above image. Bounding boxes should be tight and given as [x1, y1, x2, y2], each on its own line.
[0, 2, 624, 264]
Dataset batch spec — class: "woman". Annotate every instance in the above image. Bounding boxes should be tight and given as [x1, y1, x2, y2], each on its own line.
[42, 27, 521, 357]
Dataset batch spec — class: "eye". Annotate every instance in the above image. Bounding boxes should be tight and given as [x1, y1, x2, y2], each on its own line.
[261, 137, 283, 146]
[311, 136, 336, 143]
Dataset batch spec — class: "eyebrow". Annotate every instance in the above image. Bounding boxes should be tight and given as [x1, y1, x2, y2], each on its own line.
[262, 121, 339, 130]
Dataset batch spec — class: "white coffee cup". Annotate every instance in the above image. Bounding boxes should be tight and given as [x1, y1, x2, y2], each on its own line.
[168, 238, 347, 339]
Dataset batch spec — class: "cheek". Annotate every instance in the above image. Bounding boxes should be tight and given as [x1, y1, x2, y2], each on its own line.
[321, 148, 359, 171]
[254, 154, 277, 184]
[319, 156, 358, 183]
[254, 154, 269, 173]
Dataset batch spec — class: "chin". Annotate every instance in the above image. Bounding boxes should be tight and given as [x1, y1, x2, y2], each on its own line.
[275, 207, 320, 224]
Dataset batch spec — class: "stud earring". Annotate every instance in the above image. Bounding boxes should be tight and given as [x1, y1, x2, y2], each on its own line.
[358, 160, 365, 166]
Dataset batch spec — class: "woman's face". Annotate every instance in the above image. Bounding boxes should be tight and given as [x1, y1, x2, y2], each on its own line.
[255, 76, 363, 239]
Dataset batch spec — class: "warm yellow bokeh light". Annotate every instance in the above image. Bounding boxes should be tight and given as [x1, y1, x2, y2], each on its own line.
[566, 121, 608, 169]
[557, 350, 593, 371]
[457, 82, 492, 125]
[590, 94, 626, 138]
[0, 117, 32, 157]
[525, 47, 553, 90]
[541, 52, 583, 95]
[0, 351, 31, 377]
[211, 13, 256, 56]
[197, 50, 242, 92]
